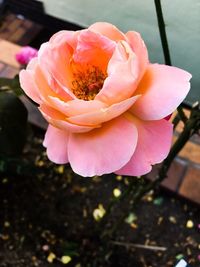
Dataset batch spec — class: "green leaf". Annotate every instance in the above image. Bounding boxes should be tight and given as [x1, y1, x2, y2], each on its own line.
[0, 91, 28, 156]
[0, 75, 24, 96]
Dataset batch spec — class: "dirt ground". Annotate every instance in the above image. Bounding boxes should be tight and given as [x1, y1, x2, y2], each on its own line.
[0, 126, 199, 267]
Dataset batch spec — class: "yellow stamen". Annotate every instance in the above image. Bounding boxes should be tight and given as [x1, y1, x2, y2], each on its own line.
[71, 64, 107, 101]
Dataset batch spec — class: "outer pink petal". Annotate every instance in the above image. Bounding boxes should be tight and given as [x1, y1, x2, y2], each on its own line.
[131, 64, 192, 120]
[39, 104, 99, 133]
[116, 118, 173, 176]
[49, 30, 77, 49]
[48, 97, 108, 117]
[68, 116, 138, 177]
[67, 95, 140, 125]
[89, 22, 126, 42]
[126, 31, 149, 79]
[19, 69, 41, 104]
[34, 65, 73, 105]
[38, 30, 78, 100]
[38, 42, 75, 99]
[43, 124, 69, 164]
[20, 57, 72, 108]
[95, 42, 139, 105]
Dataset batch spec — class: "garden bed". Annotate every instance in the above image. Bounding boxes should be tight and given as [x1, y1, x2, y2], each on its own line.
[0, 125, 199, 267]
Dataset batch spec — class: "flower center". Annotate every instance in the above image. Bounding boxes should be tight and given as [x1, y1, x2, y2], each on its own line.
[71, 64, 107, 101]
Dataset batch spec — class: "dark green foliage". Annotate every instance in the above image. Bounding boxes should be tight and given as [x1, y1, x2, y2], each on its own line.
[0, 91, 28, 156]
[0, 75, 23, 96]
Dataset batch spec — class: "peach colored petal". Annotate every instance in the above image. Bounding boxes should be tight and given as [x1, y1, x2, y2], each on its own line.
[20, 58, 73, 107]
[95, 42, 139, 105]
[73, 29, 116, 70]
[126, 31, 149, 79]
[43, 124, 69, 164]
[34, 65, 73, 105]
[39, 104, 99, 133]
[67, 95, 140, 125]
[19, 69, 41, 104]
[131, 64, 192, 120]
[107, 41, 134, 74]
[116, 117, 173, 176]
[48, 96, 108, 117]
[89, 22, 126, 42]
[26, 56, 38, 70]
[21, 57, 72, 106]
[68, 116, 138, 177]
[38, 42, 75, 95]
[39, 31, 79, 99]
[49, 30, 77, 50]
[19, 58, 41, 104]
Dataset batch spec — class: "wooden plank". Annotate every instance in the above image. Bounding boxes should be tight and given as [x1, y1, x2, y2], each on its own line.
[0, 64, 19, 78]
[0, 39, 21, 68]
[9, 26, 27, 43]
[0, 18, 23, 40]
[3, 0, 82, 31]
[0, 11, 43, 45]
[18, 23, 43, 46]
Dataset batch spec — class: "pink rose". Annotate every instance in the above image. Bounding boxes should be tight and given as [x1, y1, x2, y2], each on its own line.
[16, 46, 38, 65]
[19, 22, 191, 177]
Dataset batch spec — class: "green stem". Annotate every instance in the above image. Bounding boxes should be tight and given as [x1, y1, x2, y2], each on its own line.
[154, 0, 188, 125]
[154, 0, 171, 65]
[177, 106, 188, 124]
[172, 113, 181, 130]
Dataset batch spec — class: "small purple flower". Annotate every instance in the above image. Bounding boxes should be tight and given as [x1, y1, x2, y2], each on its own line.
[16, 46, 38, 65]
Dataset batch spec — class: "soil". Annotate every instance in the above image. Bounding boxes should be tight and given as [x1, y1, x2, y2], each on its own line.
[0, 125, 199, 267]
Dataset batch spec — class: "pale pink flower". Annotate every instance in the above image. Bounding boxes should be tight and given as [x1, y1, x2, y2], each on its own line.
[19, 22, 191, 177]
[16, 46, 38, 65]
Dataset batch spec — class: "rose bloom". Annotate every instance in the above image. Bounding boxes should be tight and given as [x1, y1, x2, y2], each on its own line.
[16, 46, 38, 65]
[19, 22, 191, 177]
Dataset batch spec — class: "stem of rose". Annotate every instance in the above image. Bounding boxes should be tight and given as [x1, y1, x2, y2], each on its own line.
[154, 0, 171, 66]
[154, 0, 189, 124]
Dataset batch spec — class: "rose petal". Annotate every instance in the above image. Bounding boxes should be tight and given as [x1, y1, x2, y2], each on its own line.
[48, 97, 108, 117]
[73, 29, 116, 70]
[95, 42, 139, 105]
[39, 104, 99, 133]
[131, 64, 192, 120]
[19, 65, 41, 104]
[89, 22, 126, 42]
[68, 116, 138, 177]
[68, 95, 140, 125]
[49, 30, 77, 49]
[34, 65, 73, 104]
[43, 124, 69, 164]
[38, 42, 75, 99]
[126, 31, 149, 79]
[116, 117, 173, 176]
[20, 58, 73, 106]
